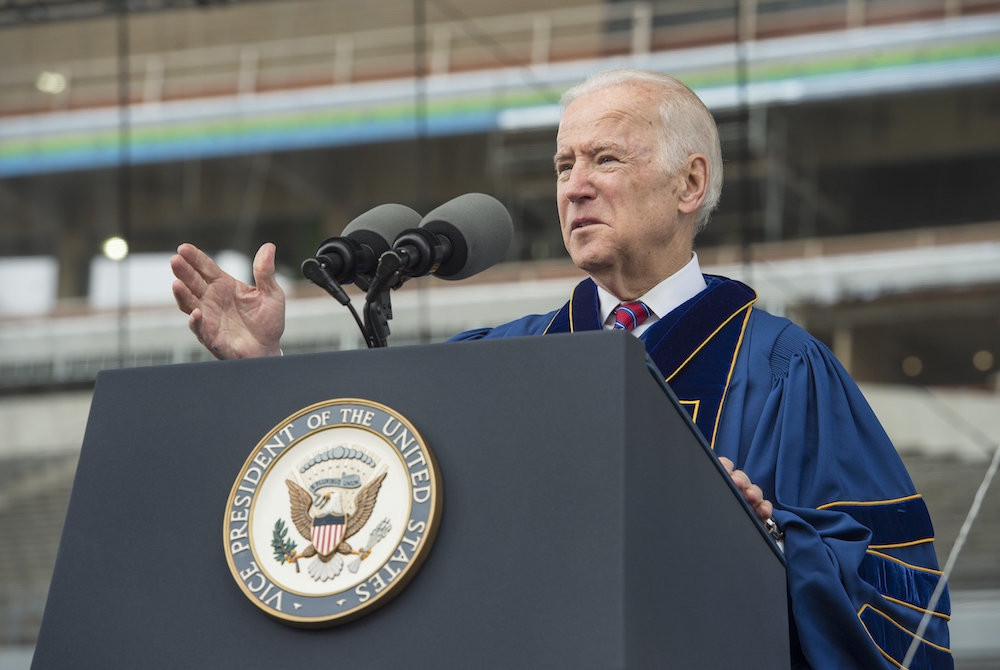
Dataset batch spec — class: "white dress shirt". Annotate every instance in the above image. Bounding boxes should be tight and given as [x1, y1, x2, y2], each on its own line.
[597, 253, 708, 337]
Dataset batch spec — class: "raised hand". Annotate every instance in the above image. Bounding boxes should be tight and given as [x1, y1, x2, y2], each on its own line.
[170, 242, 285, 360]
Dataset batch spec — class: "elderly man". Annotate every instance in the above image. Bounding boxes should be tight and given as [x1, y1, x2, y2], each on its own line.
[171, 70, 951, 669]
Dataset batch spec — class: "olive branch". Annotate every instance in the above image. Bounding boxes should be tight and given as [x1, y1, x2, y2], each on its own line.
[271, 519, 299, 572]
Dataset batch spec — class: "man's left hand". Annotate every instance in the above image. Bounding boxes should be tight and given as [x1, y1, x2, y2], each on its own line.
[718, 456, 773, 523]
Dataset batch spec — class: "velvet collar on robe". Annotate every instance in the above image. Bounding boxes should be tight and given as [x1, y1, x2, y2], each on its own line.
[543, 276, 757, 448]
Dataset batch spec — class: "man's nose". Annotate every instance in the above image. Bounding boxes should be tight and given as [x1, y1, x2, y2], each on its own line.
[562, 165, 597, 202]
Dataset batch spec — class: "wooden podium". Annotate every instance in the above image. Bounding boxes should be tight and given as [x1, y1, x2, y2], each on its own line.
[32, 331, 788, 669]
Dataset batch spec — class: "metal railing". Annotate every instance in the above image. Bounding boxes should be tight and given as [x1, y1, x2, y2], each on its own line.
[1, 0, 991, 116]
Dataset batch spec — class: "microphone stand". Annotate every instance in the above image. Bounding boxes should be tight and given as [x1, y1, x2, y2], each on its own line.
[361, 229, 448, 347]
[363, 251, 407, 349]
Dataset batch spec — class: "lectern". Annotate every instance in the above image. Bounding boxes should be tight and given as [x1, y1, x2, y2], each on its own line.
[33, 331, 788, 669]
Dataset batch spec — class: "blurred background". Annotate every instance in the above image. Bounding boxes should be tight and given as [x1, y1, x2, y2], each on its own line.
[1, 0, 999, 667]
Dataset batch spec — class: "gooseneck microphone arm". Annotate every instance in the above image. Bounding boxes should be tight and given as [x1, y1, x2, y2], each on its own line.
[301, 257, 376, 348]
[300, 257, 350, 305]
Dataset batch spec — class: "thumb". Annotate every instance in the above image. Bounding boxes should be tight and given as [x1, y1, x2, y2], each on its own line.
[252, 243, 283, 296]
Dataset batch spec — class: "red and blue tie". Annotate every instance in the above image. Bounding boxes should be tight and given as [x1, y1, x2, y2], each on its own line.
[612, 301, 652, 332]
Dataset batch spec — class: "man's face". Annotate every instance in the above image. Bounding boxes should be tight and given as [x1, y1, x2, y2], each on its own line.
[555, 83, 692, 295]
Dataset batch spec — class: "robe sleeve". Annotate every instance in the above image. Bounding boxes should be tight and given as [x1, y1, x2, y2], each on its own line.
[446, 312, 559, 341]
[718, 315, 953, 670]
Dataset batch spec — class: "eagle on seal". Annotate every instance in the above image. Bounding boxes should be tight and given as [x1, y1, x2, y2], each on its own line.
[284, 471, 387, 582]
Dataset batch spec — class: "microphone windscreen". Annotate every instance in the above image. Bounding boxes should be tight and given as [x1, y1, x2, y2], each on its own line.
[419, 193, 513, 281]
[343, 204, 422, 257]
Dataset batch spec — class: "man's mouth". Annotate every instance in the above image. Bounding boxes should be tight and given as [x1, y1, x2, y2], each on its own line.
[571, 218, 603, 231]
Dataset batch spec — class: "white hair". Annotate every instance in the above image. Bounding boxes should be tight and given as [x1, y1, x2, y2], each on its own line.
[560, 69, 723, 233]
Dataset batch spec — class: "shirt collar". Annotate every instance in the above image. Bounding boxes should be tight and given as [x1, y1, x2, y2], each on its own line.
[597, 253, 708, 327]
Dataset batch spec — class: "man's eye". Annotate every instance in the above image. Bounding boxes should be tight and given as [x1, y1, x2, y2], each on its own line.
[557, 164, 572, 173]
[598, 155, 617, 164]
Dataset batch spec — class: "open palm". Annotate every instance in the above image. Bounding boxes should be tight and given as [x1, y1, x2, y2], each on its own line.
[171, 242, 285, 360]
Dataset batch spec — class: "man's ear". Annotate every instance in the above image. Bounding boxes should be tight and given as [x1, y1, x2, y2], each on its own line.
[677, 155, 708, 215]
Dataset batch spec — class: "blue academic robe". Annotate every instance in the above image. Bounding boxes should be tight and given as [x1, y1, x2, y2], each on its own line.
[450, 275, 953, 670]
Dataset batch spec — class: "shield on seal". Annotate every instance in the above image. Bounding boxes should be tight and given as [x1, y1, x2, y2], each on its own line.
[312, 514, 346, 556]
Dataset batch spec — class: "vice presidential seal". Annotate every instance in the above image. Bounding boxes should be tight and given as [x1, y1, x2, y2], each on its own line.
[223, 399, 442, 627]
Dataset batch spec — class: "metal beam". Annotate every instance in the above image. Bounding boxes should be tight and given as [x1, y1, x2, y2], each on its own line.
[0, 0, 277, 29]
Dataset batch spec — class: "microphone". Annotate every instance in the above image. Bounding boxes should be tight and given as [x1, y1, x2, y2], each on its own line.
[302, 203, 421, 347]
[385, 193, 513, 281]
[301, 204, 422, 296]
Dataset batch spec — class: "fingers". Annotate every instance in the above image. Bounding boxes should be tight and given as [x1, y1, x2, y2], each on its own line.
[170, 249, 210, 300]
[724, 460, 775, 523]
[177, 243, 223, 283]
[728, 467, 751, 493]
[171, 278, 196, 315]
[252, 243, 283, 298]
[742, 480, 762, 505]
[742, 482, 772, 521]
[756, 499, 774, 521]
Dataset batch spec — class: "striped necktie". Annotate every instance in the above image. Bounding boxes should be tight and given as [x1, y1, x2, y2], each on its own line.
[612, 301, 652, 332]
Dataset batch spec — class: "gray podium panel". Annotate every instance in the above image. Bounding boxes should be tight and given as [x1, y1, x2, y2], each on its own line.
[33, 331, 787, 669]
